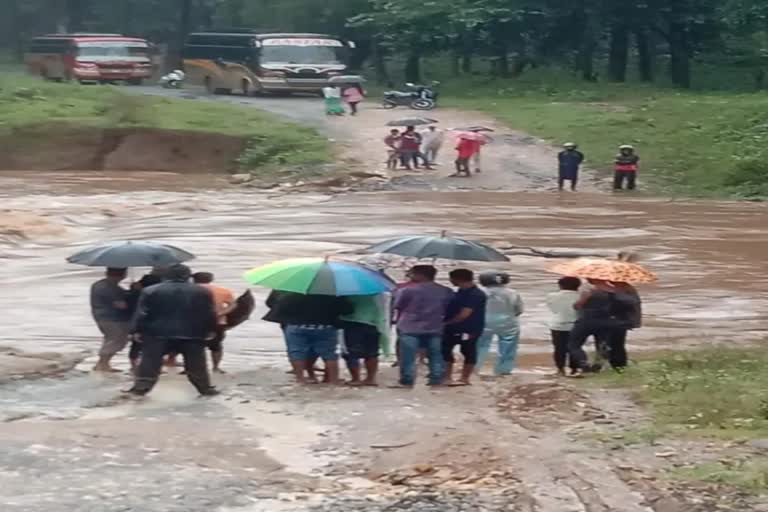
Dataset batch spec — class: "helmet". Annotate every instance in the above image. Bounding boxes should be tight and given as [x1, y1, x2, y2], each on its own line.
[619, 144, 634, 150]
[479, 271, 510, 287]
[563, 142, 577, 148]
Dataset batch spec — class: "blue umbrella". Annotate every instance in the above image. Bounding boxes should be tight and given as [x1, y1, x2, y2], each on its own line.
[66, 241, 195, 268]
[365, 232, 509, 262]
[244, 258, 395, 296]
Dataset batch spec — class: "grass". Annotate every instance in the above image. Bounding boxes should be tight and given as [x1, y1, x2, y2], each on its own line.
[673, 461, 768, 493]
[438, 72, 768, 198]
[0, 73, 330, 171]
[592, 348, 768, 440]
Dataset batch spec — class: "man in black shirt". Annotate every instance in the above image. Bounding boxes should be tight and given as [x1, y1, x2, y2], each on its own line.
[127, 264, 219, 397]
[443, 269, 487, 385]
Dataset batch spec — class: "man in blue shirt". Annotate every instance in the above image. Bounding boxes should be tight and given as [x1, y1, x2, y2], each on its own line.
[443, 268, 487, 385]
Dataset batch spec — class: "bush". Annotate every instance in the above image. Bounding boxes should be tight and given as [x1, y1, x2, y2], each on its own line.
[723, 156, 768, 198]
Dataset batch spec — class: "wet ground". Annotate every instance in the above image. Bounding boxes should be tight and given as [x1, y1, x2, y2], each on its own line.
[1, 92, 767, 511]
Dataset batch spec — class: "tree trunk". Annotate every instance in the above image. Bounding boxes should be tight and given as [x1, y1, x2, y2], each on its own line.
[668, 21, 690, 88]
[608, 23, 629, 82]
[228, 0, 245, 27]
[371, 41, 389, 85]
[579, 39, 596, 81]
[120, 0, 134, 35]
[66, 0, 87, 32]
[170, 0, 193, 68]
[461, 31, 473, 74]
[7, 0, 24, 62]
[635, 27, 654, 82]
[404, 51, 421, 83]
[451, 50, 461, 77]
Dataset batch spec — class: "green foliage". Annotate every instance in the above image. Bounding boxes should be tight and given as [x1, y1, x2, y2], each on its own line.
[673, 462, 768, 493]
[0, 73, 330, 169]
[593, 349, 768, 439]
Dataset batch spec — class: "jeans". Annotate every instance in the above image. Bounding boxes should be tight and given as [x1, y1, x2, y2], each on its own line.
[477, 318, 520, 375]
[399, 333, 443, 385]
[568, 320, 612, 370]
[284, 325, 339, 362]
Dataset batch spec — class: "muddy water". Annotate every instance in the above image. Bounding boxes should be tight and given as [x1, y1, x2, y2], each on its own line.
[1, 171, 766, 371]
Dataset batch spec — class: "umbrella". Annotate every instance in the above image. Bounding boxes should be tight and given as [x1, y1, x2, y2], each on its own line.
[66, 241, 195, 268]
[453, 125, 495, 132]
[453, 131, 489, 143]
[226, 290, 255, 330]
[328, 75, 366, 84]
[244, 258, 396, 296]
[548, 258, 657, 284]
[364, 233, 509, 262]
[386, 117, 438, 127]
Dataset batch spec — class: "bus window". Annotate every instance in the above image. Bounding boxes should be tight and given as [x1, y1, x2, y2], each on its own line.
[260, 45, 345, 65]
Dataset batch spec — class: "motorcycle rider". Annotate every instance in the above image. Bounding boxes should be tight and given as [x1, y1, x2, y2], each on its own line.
[557, 142, 585, 191]
[614, 145, 640, 190]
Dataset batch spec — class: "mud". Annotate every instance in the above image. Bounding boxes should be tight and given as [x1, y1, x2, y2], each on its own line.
[0, 126, 245, 173]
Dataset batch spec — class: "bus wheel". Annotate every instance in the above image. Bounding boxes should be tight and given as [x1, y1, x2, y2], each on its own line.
[127, 78, 143, 86]
[214, 88, 232, 95]
[241, 79, 251, 97]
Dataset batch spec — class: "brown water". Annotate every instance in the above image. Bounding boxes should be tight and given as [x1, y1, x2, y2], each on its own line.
[1, 171, 766, 370]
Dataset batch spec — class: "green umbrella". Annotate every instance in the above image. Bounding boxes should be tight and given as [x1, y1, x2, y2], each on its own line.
[244, 258, 395, 296]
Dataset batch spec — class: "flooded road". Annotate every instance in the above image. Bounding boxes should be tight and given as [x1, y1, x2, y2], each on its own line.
[1, 171, 765, 371]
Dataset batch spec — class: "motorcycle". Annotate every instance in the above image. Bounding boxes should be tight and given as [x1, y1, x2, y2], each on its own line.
[160, 69, 186, 89]
[382, 81, 440, 110]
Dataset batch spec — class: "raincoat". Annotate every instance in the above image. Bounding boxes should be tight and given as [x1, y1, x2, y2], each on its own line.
[476, 286, 524, 375]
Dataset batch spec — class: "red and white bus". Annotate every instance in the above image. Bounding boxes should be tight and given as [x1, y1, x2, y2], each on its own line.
[25, 34, 154, 85]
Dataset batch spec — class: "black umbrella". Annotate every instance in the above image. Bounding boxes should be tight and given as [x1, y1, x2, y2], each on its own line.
[66, 241, 195, 268]
[453, 125, 495, 132]
[386, 117, 438, 127]
[364, 232, 509, 262]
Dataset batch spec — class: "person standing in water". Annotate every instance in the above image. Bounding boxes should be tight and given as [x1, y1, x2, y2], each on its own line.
[90, 267, 131, 372]
[476, 272, 524, 377]
[614, 145, 639, 190]
[192, 272, 235, 374]
[128, 264, 219, 397]
[557, 142, 585, 191]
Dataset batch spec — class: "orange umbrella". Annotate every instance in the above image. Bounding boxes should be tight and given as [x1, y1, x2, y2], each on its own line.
[548, 257, 657, 284]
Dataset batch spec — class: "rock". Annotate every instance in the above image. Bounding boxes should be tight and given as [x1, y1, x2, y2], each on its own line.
[655, 451, 677, 458]
[749, 439, 768, 451]
[229, 173, 253, 184]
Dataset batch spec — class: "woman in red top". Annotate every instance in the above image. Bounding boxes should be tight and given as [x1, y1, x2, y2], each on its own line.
[453, 138, 478, 177]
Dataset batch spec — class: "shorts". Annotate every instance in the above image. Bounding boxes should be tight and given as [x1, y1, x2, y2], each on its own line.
[207, 326, 226, 352]
[442, 332, 480, 365]
[96, 320, 131, 358]
[284, 324, 339, 362]
[343, 322, 380, 360]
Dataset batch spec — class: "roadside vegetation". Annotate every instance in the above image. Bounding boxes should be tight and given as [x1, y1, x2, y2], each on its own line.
[593, 348, 768, 492]
[0, 73, 330, 171]
[437, 71, 768, 198]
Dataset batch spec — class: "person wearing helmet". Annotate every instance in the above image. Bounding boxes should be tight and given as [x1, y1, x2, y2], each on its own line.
[557, 142, 585, 191]
[614, 145, 639, 190]
[476, 271, 524, 376]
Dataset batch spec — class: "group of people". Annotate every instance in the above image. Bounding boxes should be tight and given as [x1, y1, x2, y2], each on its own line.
[90, 264, 237, 397]
[264, 263, 641, 389]
[383, 125, 485, 176]
[557, 143, 640, 191]
[322, 84, 365, 116]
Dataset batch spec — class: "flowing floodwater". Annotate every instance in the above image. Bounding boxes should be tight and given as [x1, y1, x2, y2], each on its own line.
[1, 171, 767, 372]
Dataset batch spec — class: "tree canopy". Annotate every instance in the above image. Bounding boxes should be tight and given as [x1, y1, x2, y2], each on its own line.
[1, 0, 767, 89]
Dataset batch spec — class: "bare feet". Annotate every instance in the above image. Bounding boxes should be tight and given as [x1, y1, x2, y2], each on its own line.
[213, 368, 226, 374]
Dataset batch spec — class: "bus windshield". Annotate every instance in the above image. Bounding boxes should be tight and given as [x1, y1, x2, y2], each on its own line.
[261, 40, 345, 65]
[77, 43, 148, 58]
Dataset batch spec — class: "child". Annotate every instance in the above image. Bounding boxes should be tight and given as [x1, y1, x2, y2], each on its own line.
[343, 85, 365, 115]
[546, 277, 581, 376]
[384, 129, 401, 170]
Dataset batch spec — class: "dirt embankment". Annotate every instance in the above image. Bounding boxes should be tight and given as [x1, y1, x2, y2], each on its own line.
[0, 125, 246, 173]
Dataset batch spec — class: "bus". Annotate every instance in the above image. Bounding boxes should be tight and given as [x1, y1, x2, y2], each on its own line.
[182, 31, 355, 95]
[25, 34, 154, 85]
